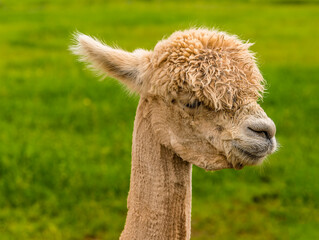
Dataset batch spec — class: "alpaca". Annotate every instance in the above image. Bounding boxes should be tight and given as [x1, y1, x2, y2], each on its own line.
[71, 28, 277, 240]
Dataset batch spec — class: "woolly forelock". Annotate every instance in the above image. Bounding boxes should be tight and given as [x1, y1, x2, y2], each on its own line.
[148, 28, 265, 111]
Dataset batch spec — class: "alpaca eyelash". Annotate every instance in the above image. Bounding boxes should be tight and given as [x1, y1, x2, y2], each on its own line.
[185, 100, 202, 109]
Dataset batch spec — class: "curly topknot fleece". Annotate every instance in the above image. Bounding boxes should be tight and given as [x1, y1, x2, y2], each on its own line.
[148, 28, 264, 111]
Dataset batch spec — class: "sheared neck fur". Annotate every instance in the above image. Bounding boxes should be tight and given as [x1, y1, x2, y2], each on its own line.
[120, 98, 193, 240]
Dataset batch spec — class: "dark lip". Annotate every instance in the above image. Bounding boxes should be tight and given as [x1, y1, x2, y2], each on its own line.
[234, 146, 266, 161]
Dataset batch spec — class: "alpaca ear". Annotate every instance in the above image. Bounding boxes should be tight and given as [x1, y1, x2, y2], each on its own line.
[70, 33, 148, 93]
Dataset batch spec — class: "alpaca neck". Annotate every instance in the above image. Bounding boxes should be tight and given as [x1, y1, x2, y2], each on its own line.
[120, 98, 192, 240]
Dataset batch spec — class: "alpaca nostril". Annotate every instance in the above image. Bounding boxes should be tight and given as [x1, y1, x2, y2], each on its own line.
[246, 118, 276, 140]
[248, 127, 270, 140]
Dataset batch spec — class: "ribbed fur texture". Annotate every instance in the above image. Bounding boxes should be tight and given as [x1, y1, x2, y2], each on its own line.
[120, 99, 192, 240]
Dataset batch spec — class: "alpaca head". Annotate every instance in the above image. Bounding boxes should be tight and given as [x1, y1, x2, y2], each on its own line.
[71, 28, 277, 171]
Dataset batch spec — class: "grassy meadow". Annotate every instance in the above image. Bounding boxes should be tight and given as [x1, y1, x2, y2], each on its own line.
[0, 0, 318, 239]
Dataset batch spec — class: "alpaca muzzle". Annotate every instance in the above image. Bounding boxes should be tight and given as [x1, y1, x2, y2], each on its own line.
[231, 117, 277, 165]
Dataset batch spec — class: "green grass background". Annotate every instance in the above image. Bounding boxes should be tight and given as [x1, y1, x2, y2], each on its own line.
[0, 0, 318, 239]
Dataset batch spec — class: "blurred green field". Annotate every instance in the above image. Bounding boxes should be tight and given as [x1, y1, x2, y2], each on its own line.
[0, 0, 318, 239]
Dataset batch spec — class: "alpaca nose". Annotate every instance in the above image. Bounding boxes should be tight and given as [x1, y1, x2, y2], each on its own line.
[246, 118, 276, 140]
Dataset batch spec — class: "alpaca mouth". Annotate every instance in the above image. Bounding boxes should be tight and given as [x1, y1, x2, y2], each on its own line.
[231, 143, 270, 169]
[231, 146, 266, 170]
[234, 146, 266, 161]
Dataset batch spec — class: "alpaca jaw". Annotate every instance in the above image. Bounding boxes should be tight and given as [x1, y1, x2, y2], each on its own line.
[147, 97, 277, 172]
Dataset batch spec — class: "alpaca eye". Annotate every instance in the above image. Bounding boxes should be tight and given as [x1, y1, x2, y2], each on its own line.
[185, 100, 201, 109]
